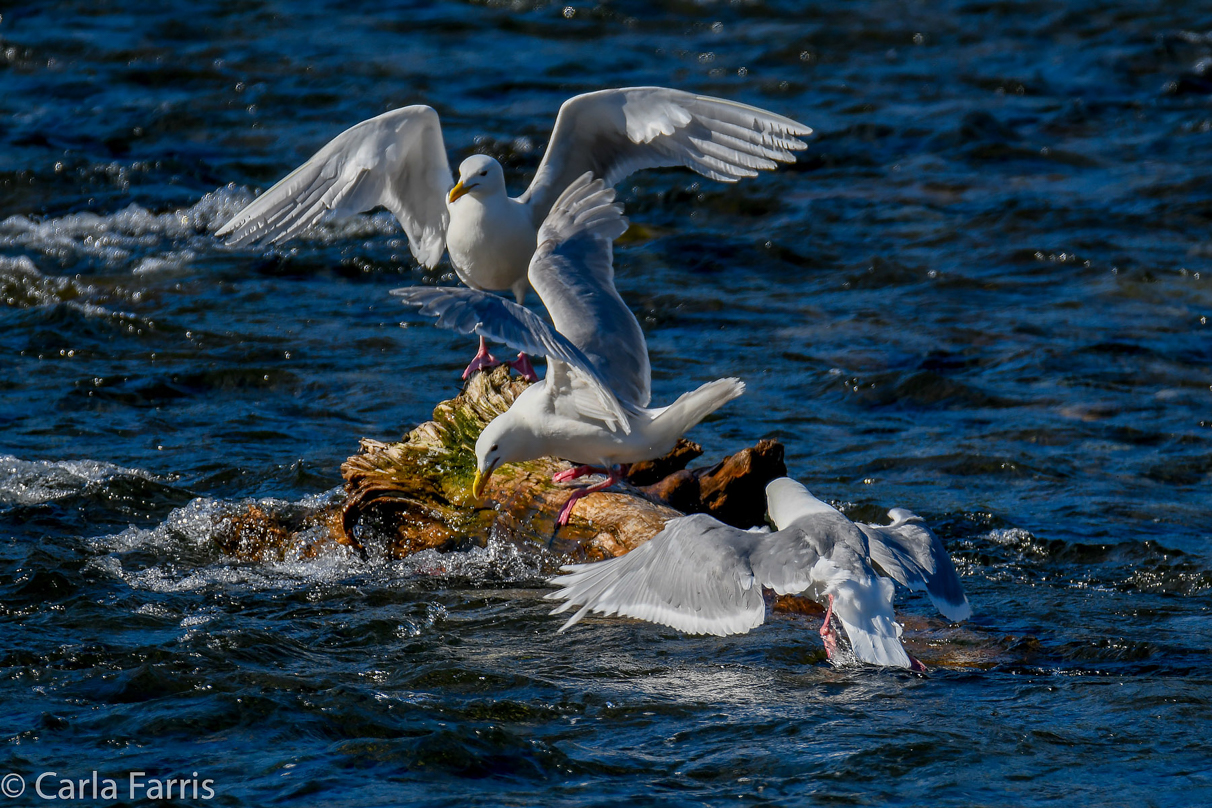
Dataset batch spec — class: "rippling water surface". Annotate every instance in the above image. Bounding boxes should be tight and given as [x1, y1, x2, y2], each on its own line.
[2, 1, 1211, 805]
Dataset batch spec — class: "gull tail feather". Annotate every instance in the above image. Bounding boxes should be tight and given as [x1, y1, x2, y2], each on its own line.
[647, 378, 745, 444]
[829, 577, 912, 668]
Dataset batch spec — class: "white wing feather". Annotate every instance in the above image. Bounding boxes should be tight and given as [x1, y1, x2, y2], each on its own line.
[546, 479, 972, 670]
[216, 106, 453, 267]
[392, 287, 630, 433]
[520, 87, 812, 220]
[528, 173, 650, 407]
[546, 512, 912, 667]
[859, 510, 972, 622]
[546, 359, 633, 435]
[546, 514, 767, 636]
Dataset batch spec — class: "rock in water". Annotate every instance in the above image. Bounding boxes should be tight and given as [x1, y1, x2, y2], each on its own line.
[206, 368, 1010, 670]
[216, 366, 786, 563]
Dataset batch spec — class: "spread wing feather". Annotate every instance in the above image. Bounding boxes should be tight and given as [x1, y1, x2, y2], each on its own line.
[546, 485, 964, 669]
[528, 173, 650, 407]
[392, 286, 630, 433]
[859, 511, 972, 622]
[546, 514, 767, 636]
[217, 106, 452, 267]
[520, 87, 812, 220]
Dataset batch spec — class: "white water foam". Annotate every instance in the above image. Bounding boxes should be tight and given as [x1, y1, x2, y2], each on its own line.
[0, 254, 90, 306]
[0, 454, 166, 507]
[1, 184, 404, 274]
[0, 186, 254, 268]
[88, 486, 550, 596]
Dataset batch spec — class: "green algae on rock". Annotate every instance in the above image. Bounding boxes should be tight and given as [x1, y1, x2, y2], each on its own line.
[339, 365, 787, 561]
[214, 364, 787, 563]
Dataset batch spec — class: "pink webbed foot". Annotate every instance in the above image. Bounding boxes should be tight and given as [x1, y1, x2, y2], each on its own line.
[510, 352, 539, 382]
[556, 488, 588, 526]
[554, 466, 627, 527]
[820, 594, 839, 661]
[462, 336, 502, 380]
[552, 465, 605, 484]
[908, 653, 927, 673]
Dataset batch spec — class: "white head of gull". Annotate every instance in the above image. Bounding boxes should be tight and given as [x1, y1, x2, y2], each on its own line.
[393, 174, 744, 526]
[216, 87, 812, 378]
[546, 477, 972, 669]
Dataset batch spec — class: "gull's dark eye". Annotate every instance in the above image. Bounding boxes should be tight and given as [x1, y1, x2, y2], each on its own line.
[479, 170, 488, 176]
[490, 443, 499, 452]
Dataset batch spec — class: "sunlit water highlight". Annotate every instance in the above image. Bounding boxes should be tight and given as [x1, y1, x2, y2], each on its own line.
[2, 1, 1211, 805]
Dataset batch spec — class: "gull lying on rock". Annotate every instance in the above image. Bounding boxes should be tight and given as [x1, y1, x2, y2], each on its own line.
[394, 173, 743, 525]
[217, 87, 811, 378]
[546, 477, 971, 669]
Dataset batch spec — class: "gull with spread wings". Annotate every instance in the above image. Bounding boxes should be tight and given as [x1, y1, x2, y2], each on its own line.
[394, 173, 743, 526]
[217, 87, 811, 378]
[547, 478, 972, 669]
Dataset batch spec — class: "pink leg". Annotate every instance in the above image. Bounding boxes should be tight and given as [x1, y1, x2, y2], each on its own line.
[556, 466, 627, 526]
[908, 653, 927, 673]
[820, 594, 839, 660]
[510, 352, 539, 382]
[461, 336, 503, 380]
[552, 464, 605, 484]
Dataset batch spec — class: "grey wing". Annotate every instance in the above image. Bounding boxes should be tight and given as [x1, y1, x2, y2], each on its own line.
[859, 510, 971, 622]
[392, 286, 629, 433]
[747, 519, 841, 598]
[751, 519, 912, 667]
[519, 87, 812, 220]
[545, 513, 767, 636]
[217, 106, 453, 267]
[528, 173, 650, 407]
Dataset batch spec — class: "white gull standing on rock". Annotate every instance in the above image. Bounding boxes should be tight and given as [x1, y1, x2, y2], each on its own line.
[216, 87, 811, 378]
[393, 173, 744, 526]
[546, 477, 972, 669]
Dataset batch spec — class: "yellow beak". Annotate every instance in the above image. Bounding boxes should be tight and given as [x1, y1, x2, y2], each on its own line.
[448, 180, 470, 204]
[472, 468, 492, 499]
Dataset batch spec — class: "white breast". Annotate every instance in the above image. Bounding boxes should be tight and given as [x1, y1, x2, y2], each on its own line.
[445, 194, 537, 300]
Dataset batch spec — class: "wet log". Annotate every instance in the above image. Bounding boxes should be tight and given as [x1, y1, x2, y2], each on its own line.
[625, 438, 703, 485]
[209, 366, 1016, 670]
[638, 439, 785, 525]
[216, 365, 786, 563]
[217, 503, 347, 562]
[339, 365, 786, 560]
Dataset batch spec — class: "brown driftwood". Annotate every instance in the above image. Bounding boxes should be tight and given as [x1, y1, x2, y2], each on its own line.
[214, 365, 786, 563]
[207, 366, 1017, 670]
[339, 365, 786, 560]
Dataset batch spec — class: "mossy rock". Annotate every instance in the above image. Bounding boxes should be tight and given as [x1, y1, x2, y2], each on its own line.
[217, 364, 785, 563]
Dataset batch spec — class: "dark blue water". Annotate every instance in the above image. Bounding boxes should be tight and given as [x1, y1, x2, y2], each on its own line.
[2, 1, 1211, 805]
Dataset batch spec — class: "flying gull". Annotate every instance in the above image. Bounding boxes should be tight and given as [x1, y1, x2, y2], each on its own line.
[393, 173, 744, 525]
[217, 87, 811, 378]
[547, 477, 972, 669]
